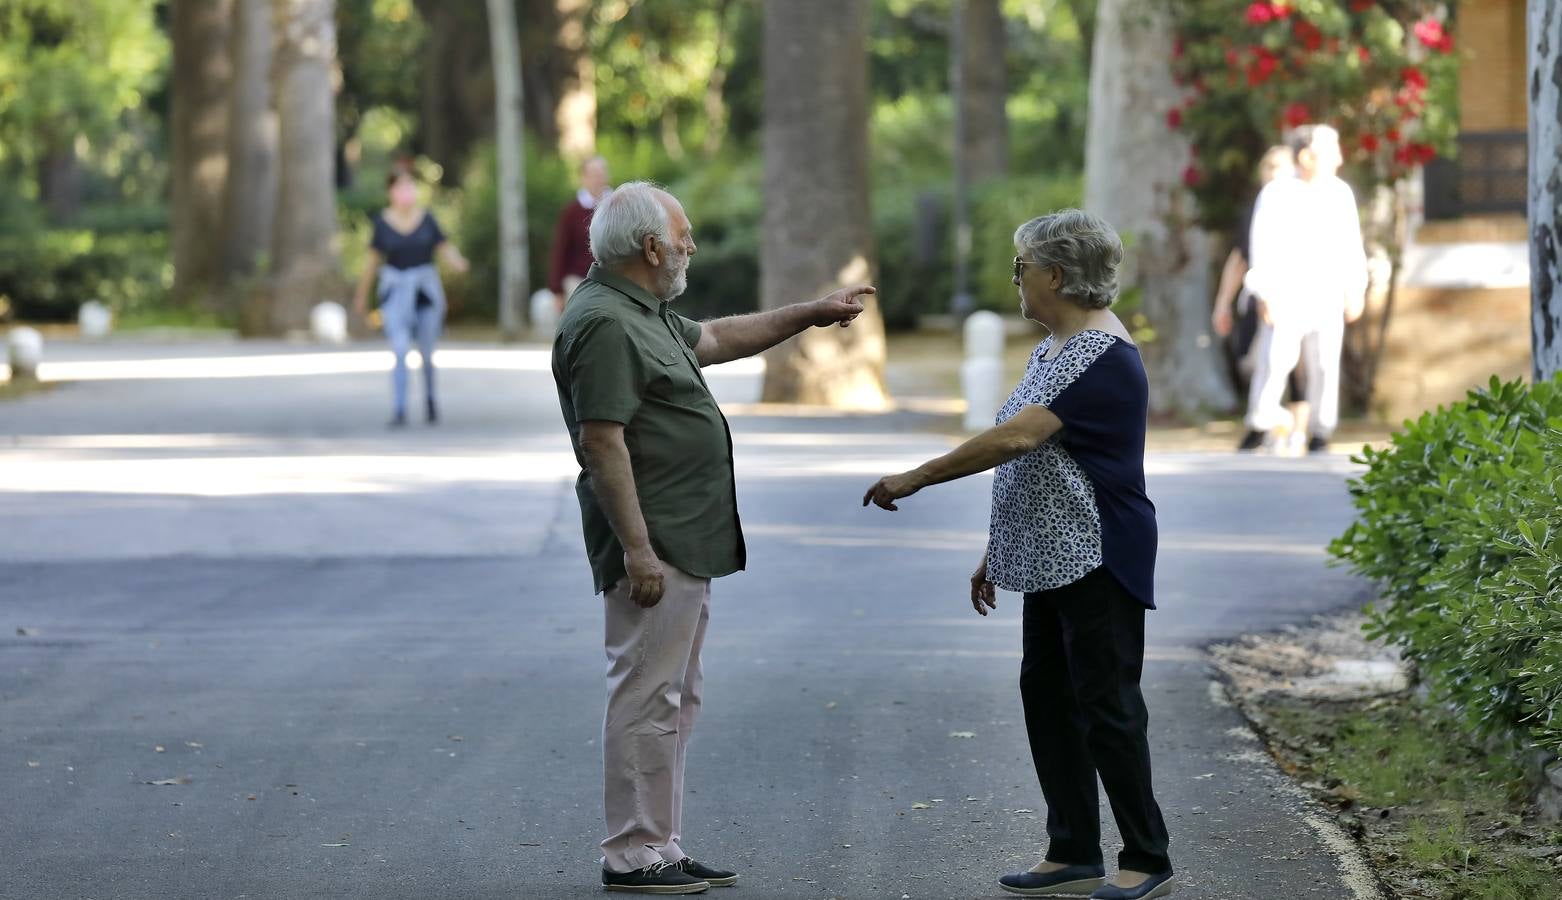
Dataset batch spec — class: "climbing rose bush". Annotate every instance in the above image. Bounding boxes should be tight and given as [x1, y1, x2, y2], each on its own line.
[1168, 0, 1458, 233]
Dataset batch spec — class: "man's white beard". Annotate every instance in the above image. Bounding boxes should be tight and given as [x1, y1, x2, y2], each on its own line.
[657, 252, 690, 302]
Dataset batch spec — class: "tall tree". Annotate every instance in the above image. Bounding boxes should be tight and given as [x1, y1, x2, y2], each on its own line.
[760, 0, 887, 408]
[0, 1, 165, 223]
[1532, 0, 1562, 381]
[487, 0, 527, 339]
[955, 0, 1008, 184]
[552, 0, 596, 160]
[219, 0, 277, 289]
[1084, 0, 1233, 419]
[266, 0, 339, 334]
[170, 0, 234, 307]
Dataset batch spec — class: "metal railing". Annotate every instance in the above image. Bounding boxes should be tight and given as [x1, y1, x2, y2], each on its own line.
[1423, 130, 1528, 220]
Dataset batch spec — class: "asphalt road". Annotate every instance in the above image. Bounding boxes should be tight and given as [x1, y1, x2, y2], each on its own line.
[1, 340, 1374, 900]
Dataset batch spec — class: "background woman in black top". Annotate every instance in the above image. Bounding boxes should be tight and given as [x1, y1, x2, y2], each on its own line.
[351, 163, 469, 426]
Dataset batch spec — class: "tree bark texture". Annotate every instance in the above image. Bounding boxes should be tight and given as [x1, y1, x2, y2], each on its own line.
[220, 0, 278, 289]
[170, 0, 235, 306]
[1084, 0, 1234, 419]
[956, 0, 1008, 185]
[552, 0, 596, 161]
[267, 0, 339, 334]
[487, 0, 528, 338]
[1530, 0, 1562, 381]
[759, 0, 887, 409]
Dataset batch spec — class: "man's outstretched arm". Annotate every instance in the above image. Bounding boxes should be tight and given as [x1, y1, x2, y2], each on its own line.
[692, 285, 875, 367]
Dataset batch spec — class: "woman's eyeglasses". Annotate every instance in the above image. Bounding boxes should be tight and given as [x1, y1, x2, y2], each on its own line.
[1012, 256, 1033, 280]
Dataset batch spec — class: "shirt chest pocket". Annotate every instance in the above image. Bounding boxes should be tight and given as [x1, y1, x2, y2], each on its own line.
[650, 344, 708, 403]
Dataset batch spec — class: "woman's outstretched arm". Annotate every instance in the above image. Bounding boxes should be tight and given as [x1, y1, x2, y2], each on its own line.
[862, 405, 1063, 511]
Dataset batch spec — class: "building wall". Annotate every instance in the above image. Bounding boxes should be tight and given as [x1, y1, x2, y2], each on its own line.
[1458, 0, 1527, 132]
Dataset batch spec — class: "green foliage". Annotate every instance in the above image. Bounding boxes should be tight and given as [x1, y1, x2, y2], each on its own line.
[0, 0, 166, 170]
[1330, 376, 1562, 752]
[1169, 1, 1460, 234]
[0, 228, 171, 323]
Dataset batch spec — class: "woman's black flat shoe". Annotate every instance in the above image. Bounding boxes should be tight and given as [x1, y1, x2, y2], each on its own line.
[998, 863, 1107, 896]
[1089, 871, 1174, 899]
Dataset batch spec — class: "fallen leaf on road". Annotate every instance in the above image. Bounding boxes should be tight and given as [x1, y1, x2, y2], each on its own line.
[1013, 808, 1034, 814]
[26, 761, 40, 768]
[1194, 773, 1215, 779]
[518, 842, 542, 847]
[965, 796, 980, 801]
[825, 701, 838, 710]
[448, 735, 464, 742]
[16, 627, 39, 636]
[247, 795, 258, 801]
[155, 746, 166, 753]
[320, 843, 350, 848]
[185, 742, 203, 749]
[146, 776, 192, 786]
[949, 731, 976, 739]
[911, 802, 932, 810]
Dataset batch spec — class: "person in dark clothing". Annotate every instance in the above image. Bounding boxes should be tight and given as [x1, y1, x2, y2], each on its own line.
[351, 162, 469, 427]
[548, 155, 612, 311]
[864, 209, 1174, 900]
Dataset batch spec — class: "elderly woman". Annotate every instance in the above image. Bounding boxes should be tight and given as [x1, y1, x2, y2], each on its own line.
[864, 209, 1174, 900]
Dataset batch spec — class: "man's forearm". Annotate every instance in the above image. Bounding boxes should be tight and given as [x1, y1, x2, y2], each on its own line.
[581, 437, 653, 556]
[702, 302, 817, 364]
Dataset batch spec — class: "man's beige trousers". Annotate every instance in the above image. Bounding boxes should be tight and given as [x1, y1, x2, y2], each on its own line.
[600, 566, 711, 873]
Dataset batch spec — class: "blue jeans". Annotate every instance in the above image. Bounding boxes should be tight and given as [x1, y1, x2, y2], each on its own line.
[384, 301, 442, 418]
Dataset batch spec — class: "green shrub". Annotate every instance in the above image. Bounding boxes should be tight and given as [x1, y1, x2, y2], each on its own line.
[1331, 375, 1562, 751]
[0, 228, 172, 323]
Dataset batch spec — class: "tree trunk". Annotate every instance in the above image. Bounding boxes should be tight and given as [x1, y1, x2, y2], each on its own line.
[1530, 0, 1562, 381]
[760, 0, 887, 409]
[956, 0, 1008, 185]
[266, 0, 339, 335]
[553, 0, 596, 161]
[487, 0, 527, 340]
[413, 0, 491, 181]
[1084, 0, 1234, 420]
[170, 0, 235, 308]
[219, 0, 278, 291]
[36, 141, 82, 224]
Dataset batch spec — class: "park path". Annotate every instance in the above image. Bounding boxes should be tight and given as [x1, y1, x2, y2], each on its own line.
[1, 337, 1376, 899]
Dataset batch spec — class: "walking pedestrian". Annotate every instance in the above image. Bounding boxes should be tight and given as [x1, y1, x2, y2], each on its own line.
[1240, 125, 1368, 454]
[864, 209, 1175, 900]
[351, 161, 469, 427]
[548, 155, 613, 311]
[1211, 146, 1310, 452]
[552, 181, 873, 894]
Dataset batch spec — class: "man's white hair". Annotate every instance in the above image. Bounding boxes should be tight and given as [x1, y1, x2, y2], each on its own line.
[588, 181, 670, 270]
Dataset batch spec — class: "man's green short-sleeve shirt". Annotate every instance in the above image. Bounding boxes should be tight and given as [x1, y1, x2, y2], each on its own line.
[551, 264, 746, 593]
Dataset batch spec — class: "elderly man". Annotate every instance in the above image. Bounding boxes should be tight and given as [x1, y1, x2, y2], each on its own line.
[552, 181, 872, 894]
[549, 155, 613, 310]
[1241, 124, 1368, 454]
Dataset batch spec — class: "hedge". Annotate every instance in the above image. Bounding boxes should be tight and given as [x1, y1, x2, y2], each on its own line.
[1331, 375, 1562, 752]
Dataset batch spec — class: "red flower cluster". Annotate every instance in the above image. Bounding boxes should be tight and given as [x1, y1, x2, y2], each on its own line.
[1413, 18, 1455, 53]
[1282, 102, 1310, 129]
[1394, 142, 1436, 165]
[1245, 1, 1291, 25]
[1292, 18, 1323, 52]
[1167, 108, 1184, 129]
[1246, 47, 1279, 86]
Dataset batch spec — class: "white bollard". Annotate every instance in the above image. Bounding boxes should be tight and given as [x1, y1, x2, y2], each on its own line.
[530, 288, 561, 340]
[310, 301, 349, 345]
[961, 311, 1005, 430]
[7, 327, 44, 381]
[78, 300, 113, 340]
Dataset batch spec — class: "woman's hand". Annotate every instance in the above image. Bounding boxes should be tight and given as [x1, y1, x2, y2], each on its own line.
[970, 553, 997, 616]
[862, 469, 926, 511]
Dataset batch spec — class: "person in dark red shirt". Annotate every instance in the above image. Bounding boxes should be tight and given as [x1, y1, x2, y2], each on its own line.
[548, 155, 612, 310]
